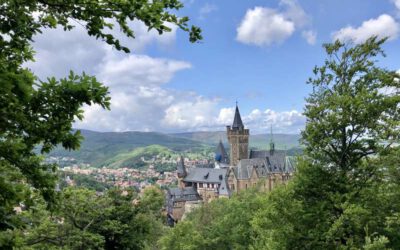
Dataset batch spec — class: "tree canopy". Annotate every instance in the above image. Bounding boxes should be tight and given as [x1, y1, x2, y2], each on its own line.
[0, 0, 201, 245]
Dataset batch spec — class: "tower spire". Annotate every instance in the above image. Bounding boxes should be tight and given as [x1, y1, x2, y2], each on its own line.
[232, 103, 244, 130]
[270, 125, 275, 155]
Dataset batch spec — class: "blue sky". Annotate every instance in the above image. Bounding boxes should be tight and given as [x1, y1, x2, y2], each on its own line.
[27, 0, 400, 134]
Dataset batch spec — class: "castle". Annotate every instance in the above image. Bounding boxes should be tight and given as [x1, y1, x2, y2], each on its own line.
[166, 105, 296, 225]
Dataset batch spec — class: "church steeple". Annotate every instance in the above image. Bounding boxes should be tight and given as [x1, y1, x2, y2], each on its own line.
[232, 103, 244, 130]
[270, 125, 275, 155]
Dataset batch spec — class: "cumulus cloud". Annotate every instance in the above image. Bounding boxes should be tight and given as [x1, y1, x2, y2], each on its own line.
[199, 3, 218, 19]
[161, 104, 305, 134]
[279, 0, 310, 28]
[27, 17, 306, 134]
[236, 0, 315, 47]
[243, 109, 305, 134]
[162, 98, 220, 129]
[236, 7, 295, 46]
[302, 30, 317, 45]
[26, 20, 177, 79]
[96, 52, 191, 89]
[393, 0, 400, 10]
[332, 14, 400, 43]
[76, 52, 194, 132]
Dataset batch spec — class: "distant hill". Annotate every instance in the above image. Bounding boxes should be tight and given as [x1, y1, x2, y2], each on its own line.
[102, 145, 174, 169]
[46, 130, 208, 167]
[171, 131, 301, 149]
[46, 130, 302, 168]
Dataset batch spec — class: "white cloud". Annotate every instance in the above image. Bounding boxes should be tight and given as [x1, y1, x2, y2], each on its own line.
[332, 14, 400, 43]
[199, 3, 218, 19]
[243, 109, 305, 134]
[217, 108, 235, 125]
[97, 52, 191, 89]
[280, 0, 310, 28]
[236, 7, 295, 46]
[162, 98, 220, 129]
[393, 0, 400, 10]
[25, 20, 177, 79]
[302, 30, 317, 45]
[236, 0, 314, 47]
[161, 104, 305, 134]
[27, 17, 306, 134]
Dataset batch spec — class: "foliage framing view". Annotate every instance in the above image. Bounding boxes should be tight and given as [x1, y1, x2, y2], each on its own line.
[1, 1, 400, 250]
[0, 0, 201, 248]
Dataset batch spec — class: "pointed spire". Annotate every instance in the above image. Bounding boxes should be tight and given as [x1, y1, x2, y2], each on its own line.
[232, 103, 244, 130]
[177, 156, 187, 178]
[215, 140, 229, 164]
[270, 125, 275, 155]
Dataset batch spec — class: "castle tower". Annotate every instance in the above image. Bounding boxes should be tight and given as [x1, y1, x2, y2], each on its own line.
[227, 104, 249, 166]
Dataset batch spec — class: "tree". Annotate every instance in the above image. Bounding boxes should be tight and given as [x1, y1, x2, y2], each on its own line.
[1, 0, 202, 67]
[159, 188, 264, 250]
[0, 0, 201, 242]
[252, 37, 400, 249]
[302, 37, 399, 172]
[17, 187, 165, 249]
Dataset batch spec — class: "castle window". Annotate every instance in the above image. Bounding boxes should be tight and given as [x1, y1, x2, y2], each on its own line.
[199, 183, 203, 188]
[245, 184, 248, 189]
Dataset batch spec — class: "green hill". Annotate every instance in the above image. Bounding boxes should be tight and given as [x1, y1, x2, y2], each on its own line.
[46, 130, 208, 167]
[171, 131, 301, 149]
[102, 145, 174, 169]
[45, 130, 302, 168]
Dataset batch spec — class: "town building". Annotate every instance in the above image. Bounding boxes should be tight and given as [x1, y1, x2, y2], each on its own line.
[166, 104, 296, 225]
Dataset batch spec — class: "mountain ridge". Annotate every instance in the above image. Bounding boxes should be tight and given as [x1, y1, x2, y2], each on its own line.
[47, 129, 302, 168]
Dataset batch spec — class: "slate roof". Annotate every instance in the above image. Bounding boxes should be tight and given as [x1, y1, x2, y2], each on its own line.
[168, 187, 201, 202]
[234, 158, 270, 179]
[184, 168, 228, 183]
[231, 150, 296, 180]
[215, 140, 229, 164]
[218, 178, 230, 196]
[249, 149, 295, 172]
[166, 187, 202, 216]
[232, 105, 244, 130]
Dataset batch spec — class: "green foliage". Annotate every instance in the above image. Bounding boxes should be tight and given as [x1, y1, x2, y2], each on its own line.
[103, 145, 174, 168]
[160, 189, 264, 250]
[14, 187, 165, 249]
[1, 0, 202, 67]
[1, 0, 201, 245]
[253, 38, 400, 249]
[302, 37, 399, 169]
[0, 68, 110, 235]
[59, 172, 111, 192]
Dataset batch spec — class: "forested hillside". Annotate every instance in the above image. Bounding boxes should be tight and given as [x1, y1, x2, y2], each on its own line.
[171, 131, 301, 149]
[45, 130, 302, 167]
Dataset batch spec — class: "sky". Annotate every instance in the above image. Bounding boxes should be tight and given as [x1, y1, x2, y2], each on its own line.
[26, 0, 400, 134]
